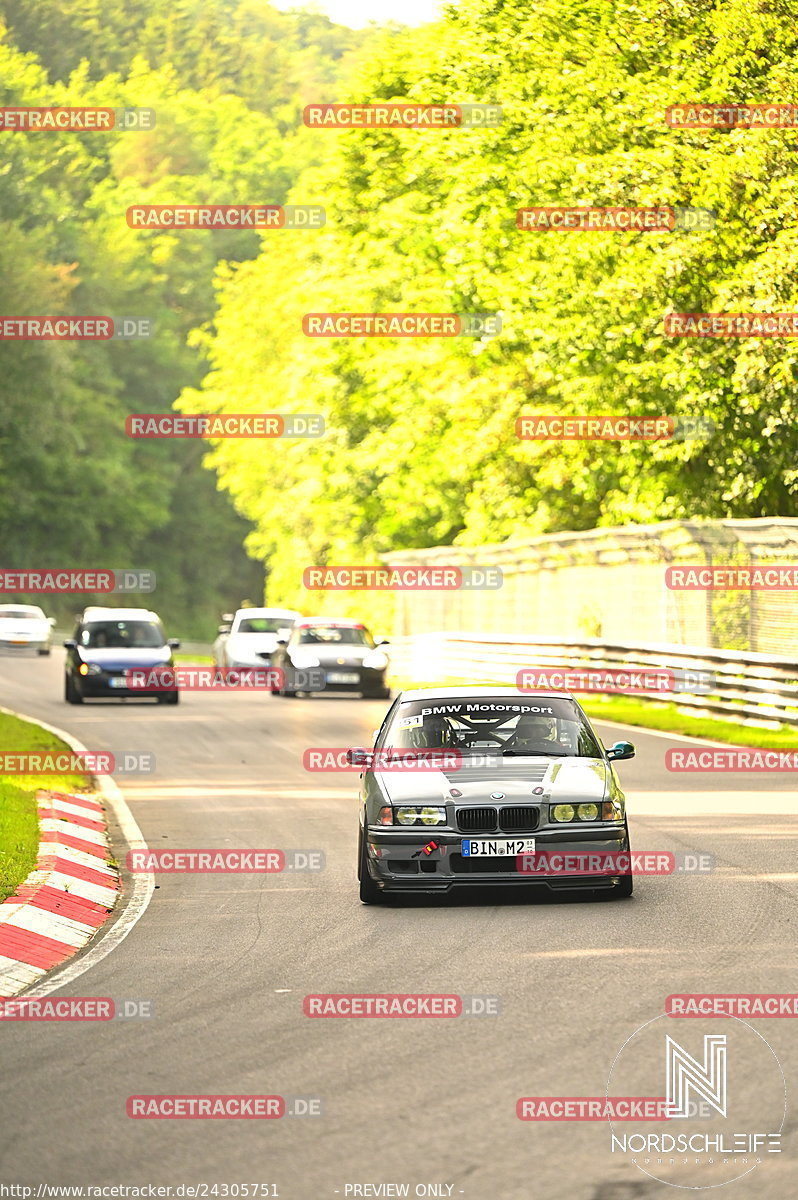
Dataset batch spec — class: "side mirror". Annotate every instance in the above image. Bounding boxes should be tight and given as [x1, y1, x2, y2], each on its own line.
[276, 637, 288, 647]
[63, 638, 77, 649]
[217, 624, 231, 635]
[346, 747, 374, 768]
[607, 741, 635, 762]
[168, 638, 181, 650]
[374, 636, 390, 646]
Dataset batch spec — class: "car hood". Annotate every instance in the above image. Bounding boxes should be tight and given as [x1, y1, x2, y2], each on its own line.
[373, 755, 610, 804]
[0, 620, 48, 637]
[294, 644, 372, 665]
[78, 647, 171, 670]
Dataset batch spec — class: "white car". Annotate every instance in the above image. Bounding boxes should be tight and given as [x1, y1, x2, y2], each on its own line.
[0, 604, 55, 655]
[213, 607, 301, 671]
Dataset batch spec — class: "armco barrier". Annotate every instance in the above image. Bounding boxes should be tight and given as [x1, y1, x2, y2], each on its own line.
[387, 633, 798, 728]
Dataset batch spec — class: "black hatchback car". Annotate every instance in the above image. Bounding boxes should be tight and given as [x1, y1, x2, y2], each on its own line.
[352, 687, 635, 903]
[64, 606, 180, 704]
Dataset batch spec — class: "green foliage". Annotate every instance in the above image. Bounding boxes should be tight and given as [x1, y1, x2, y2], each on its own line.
[181, 0, 798, 611]
[0, 9, 363, 634]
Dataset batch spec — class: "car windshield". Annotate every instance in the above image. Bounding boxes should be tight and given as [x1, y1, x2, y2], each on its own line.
[235, 617, 293, 634]
[379, 696, 602, 758]
[80, 620, 164, 649]
[0, 608, 44, 620]
[295, 625, 373, 646]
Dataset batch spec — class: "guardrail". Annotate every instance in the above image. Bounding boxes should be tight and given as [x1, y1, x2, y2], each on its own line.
[387, 633, 798, 729]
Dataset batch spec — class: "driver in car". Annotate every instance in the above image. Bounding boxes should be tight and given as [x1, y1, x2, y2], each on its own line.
[507, 713, 568, 754]
[409, 715, 459, 749]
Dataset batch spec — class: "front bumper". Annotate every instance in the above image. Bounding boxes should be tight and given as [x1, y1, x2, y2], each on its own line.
[73, 672, 176, 699]
[363, 825, 631, 894]
[285, 666, 387, 694]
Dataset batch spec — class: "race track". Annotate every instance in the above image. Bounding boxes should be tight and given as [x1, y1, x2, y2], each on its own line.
[0, 651, 796, 1199]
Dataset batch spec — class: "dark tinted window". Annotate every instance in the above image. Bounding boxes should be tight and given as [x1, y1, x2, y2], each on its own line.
[80, 620, 164, 649]
[294, 625, 373, 647]
[380, 696, 602, 758]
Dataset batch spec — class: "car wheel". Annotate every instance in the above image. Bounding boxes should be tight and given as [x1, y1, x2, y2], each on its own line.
[38, 647, 51, 656]
[158, 691, 180, 705]
[65, 674, 83, 705]
[358, 827, 382, 905]
[362, 688, 390, 700]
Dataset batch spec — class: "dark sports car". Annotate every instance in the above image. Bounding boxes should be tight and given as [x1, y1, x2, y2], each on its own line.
[352, 687, 635, 903]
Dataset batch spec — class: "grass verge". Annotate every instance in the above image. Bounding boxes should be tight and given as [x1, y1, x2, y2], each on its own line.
[388, 675, 797, 749]
[0, 711, 88, 902]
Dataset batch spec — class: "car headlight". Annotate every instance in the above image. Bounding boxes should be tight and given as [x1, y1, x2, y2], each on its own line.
[576, 803, 600, 821]
[395, 806, 447, 826]
[552, 804, 575, 822]
[362, 651, 388, 670]
[78, 662, 103, 676]
[290, 651, 321, 669]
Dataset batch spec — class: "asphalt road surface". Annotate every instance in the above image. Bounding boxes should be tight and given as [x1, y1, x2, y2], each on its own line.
[0, 651, 796, 1199]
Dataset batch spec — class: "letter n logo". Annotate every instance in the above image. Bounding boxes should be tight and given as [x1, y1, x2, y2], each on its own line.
[665, 1034, 727, 1117]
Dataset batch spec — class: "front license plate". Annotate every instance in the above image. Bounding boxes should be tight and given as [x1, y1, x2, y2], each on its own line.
[327, 672, 359, 684]
[108, 677, 128, 688]
[461, 838, 536, 856]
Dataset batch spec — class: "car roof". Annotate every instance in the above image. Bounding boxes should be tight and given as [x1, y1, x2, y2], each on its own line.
[397, 685, 574, 701]
[0, 604, 44, 613]
[81, 607, 162, 622]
